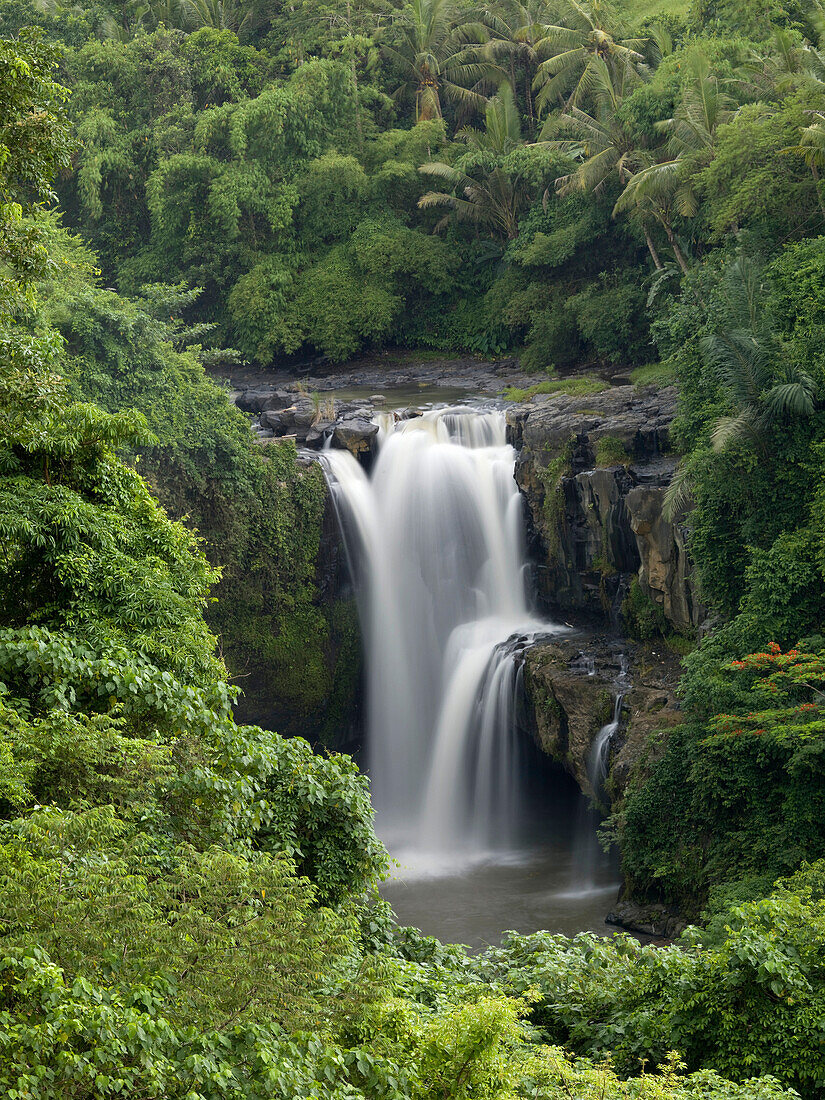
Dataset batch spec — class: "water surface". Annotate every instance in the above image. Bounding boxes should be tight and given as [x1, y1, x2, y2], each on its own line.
[381, 779, 621, 950]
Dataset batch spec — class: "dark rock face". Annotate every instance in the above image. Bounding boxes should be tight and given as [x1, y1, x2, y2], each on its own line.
[510, 385, 704, 633]
[332, 416, 379, 459]
[226, 459, 363, 753]
[521, 633, 681, 802]
[606, 898, 688, 940]
[626, 485, 703, 632]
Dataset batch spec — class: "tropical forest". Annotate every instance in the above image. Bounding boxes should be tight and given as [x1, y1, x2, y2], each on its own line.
[5, 0, 825, 1094]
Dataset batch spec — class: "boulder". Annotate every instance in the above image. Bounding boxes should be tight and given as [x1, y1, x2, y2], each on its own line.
[235, 388, 274, 413]
[261, 389, 296, 412]
[606, 899, 688, 940]
[260, 408, 293, 434]
[305, 420, 335, 447]
[291, 397, 316, 440]
[521, 634, 681, 802]
[332, 416, 379, 460]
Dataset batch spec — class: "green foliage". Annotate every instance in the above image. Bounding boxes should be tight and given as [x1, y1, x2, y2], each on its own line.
[10, 10, 825, 1100]
[631, 361, 676, 386]
[595, 434, 631, 467]
[567, 274, 652, 366]
[622, 576, 669, 639]
[26, 226, 345, 729]
[473, 902, 824, 1093]
[502, 376, 611, 402]
[619, 645, 825, 914]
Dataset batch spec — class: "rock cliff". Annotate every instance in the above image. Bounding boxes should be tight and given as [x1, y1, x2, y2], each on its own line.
[508, 384, 703, 635]
[519, 633, 682, 803]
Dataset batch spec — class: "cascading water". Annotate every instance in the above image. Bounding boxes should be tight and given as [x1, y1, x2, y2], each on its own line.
[321, 406, 563, 863]
[586, 656, 629, 799]
[587, 694, 624, 799]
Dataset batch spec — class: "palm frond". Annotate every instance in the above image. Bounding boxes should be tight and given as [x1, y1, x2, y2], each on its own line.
[662, 462, 694, 521]
[764, 376, 816, 418]
[710, 409, 760, 453]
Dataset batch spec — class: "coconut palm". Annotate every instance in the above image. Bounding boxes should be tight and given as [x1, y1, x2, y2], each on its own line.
[538, 60, 668, 265]
[481, 0, 556, 135]
[180, 0, 273, 39]
[531, 0, 648, 113]
[454, 78, 523, 152]
[612, 51, 736, 271]
[417, 84, 532, 237]
[742, 27, 825, 97]
[418, 161, 531, 236]
[380, 0, 490, 121]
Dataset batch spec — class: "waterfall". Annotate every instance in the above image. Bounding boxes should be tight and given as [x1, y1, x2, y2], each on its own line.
[586, 656, 629, 798]
[586, 694, 623, 797]
[321, 406, 562, 863]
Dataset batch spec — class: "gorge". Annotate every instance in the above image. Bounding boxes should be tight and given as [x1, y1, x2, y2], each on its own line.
[8, 8, 825, 1091]
[233, 367, 691, 939]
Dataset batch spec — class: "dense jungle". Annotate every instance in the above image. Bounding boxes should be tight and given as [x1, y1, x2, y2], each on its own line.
[5, 0, 825, 1094]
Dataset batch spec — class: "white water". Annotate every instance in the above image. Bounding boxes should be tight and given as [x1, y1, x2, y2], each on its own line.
[321, 407, 564, 865]
[586, 656, 629, 798]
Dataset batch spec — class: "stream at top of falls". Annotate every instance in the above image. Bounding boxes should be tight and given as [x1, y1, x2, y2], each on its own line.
[320, 405, 619, 948]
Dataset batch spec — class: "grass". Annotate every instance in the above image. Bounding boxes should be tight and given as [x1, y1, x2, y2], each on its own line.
[630, 361, 677, 388]
[664, 633, 697, 657]
[502, 375, 611, 402]
[622, 0, 690, 20]
[595, 434, 631, 467]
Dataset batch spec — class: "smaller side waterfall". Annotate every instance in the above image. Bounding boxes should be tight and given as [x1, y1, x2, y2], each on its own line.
[587, 693, 624, 797]
[586, 656, 629, 799]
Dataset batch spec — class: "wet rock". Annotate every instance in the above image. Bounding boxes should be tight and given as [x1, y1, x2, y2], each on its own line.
[261, 389, 296, 412]
[332, 416, 379, 460]
[260, 408, 292, 434]
[305, 420, 335, 446]
[521, 634, 681, 802]
[511, 385, 698, 634]
[236, 387, 276, 414]
[606, 899, 688, 939]
[513, 385, 676, 467]
[292, 397, 317, 441]
[522, 640, 617, 797]
[626, 486, 705, 633]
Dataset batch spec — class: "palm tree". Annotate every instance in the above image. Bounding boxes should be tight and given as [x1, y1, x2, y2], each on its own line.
[664, 257, 817, 519]
[454, 78, 523, 152]
[417, 83, 532, 237]
[531, 0, 648, 113]
[538, 60, 668, 265]
[742, 26, 825, 97]
[698, 259, 814, 455]
[702, 325, 816, 452]
[380, 0, 490, 121]
[481, 0, 556, 136]
[418, 162, 531, 237]
[180, 0, 272, 39]
[784, 112, 825, 219]
[612, 51, 736, 272]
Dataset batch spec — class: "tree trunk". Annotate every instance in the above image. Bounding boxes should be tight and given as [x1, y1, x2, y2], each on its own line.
[644, 225, 663, 270]
[812, 162, 825, 220]
[350, 50, 363, 152]
[345, 3, 363, 153]
[663, 220, 689, 274]
[525, 66, 534, 139]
